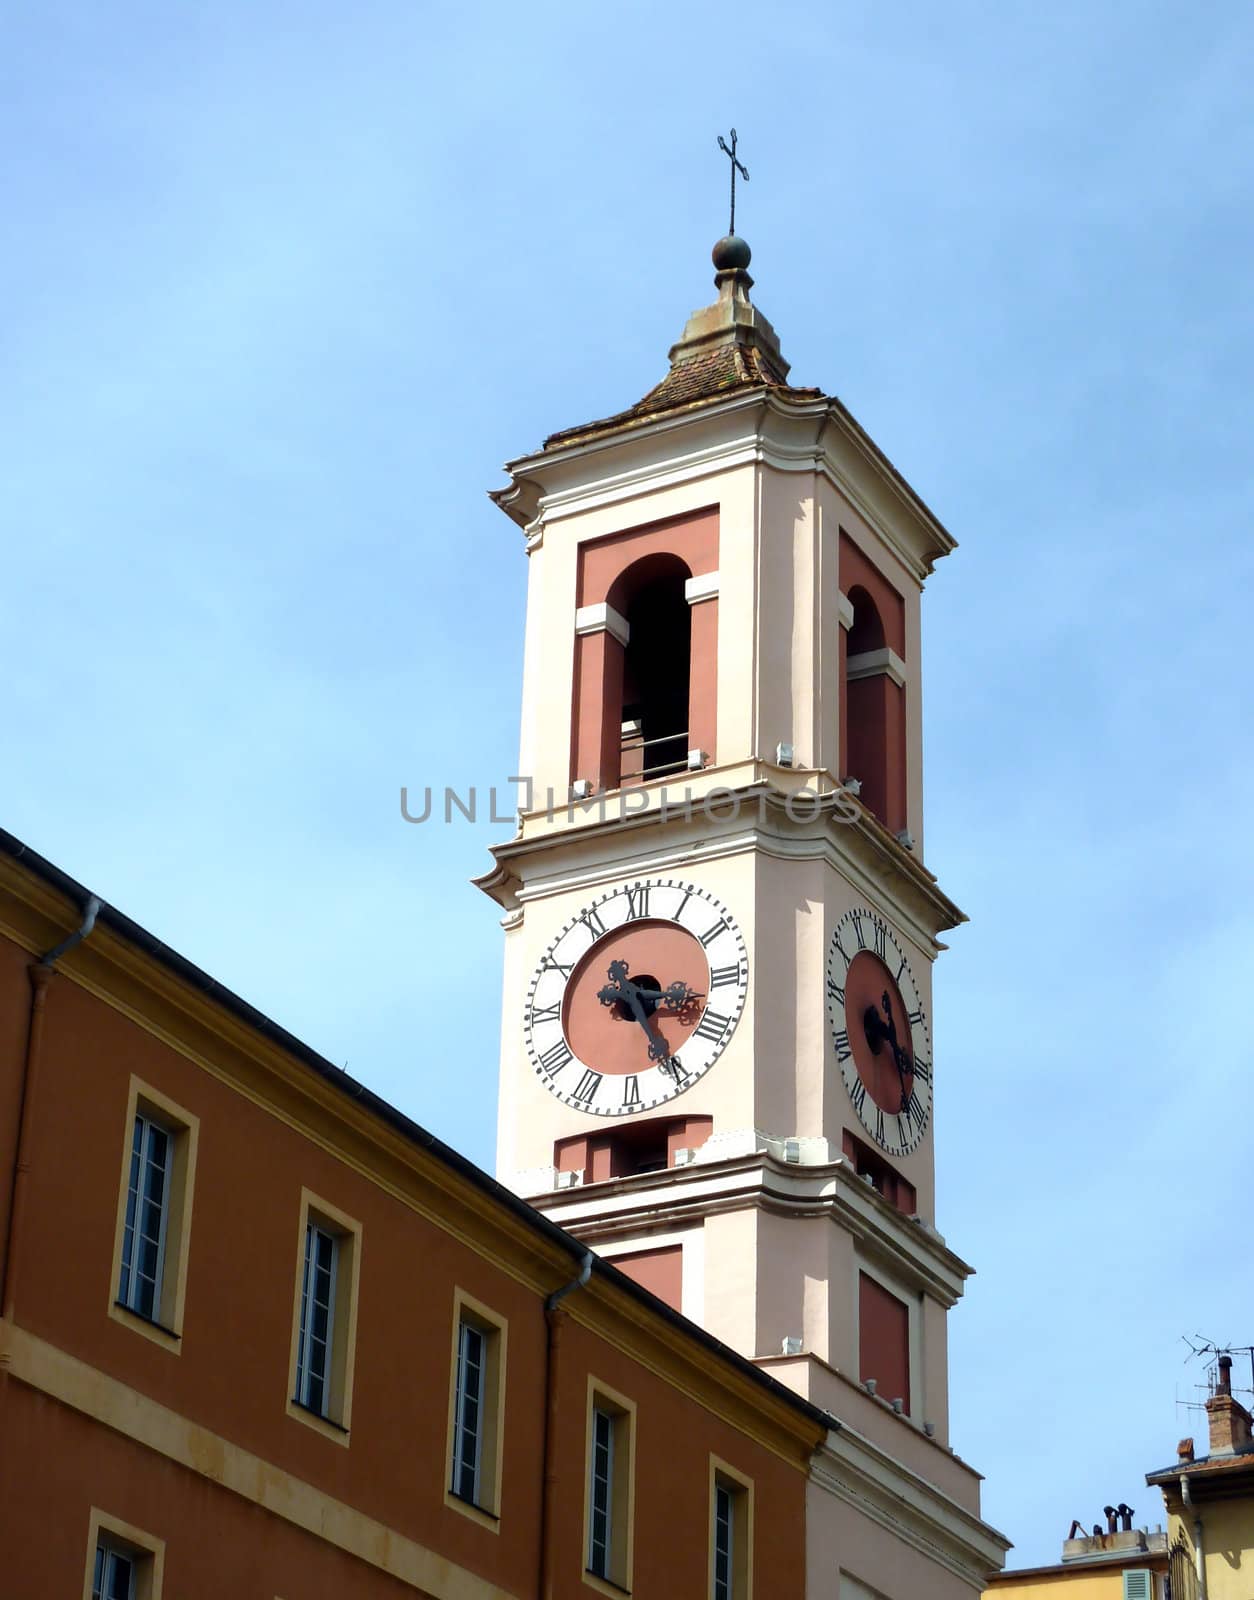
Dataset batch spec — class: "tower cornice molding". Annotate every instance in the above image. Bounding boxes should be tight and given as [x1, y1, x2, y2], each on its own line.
[492, 390, 954, 581]
[474, 773, 964, 949]
[806, 1416, 1012, 1585]
[527, 1150, 972, 1309]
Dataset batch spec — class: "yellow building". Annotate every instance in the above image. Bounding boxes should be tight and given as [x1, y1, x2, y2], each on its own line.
[985, 1511, 1167, 1600]
[1146, 1354, 1254, 1600]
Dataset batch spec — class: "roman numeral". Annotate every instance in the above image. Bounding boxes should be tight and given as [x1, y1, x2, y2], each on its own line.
[911, 1058, 931, 1084]
[530, 1002, 561, 1024]
[826, 977, 845, 1006]
[896, 1114, 910, 1149]
[577, 907, 607, 939]
[904, 1090, 925, 1126]
[907, 1009, 924, 1026]
[694, 1008, 730, 1042]
[850, 1080, 866, 1118]
[624, 884, 650, 920]
[622, 1075, 641, 1107]
[873, 921, 886, 959]
[538, 1040, 572, 1075]
[573, 1069, 602, 1104]
[896, 957, 906, 983]
[698, 920, 727, 948]
[875, 1109, 886, 1146]
[831, 934, 849, 965]
[710, 964, 741, 989]
[661, 1055, 690, 1083]
[833, 1030, 851, 1062]
[674, 888, 692, 921]
[853, 916, 866, 951]
[542, 956, 573, 979]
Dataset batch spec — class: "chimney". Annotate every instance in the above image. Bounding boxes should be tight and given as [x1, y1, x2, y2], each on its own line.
[1206, 1355, 1253, 1457]
[1178, 1437, 1195, 1464]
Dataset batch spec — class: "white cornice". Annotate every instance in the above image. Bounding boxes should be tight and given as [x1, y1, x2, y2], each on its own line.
[475, 777, 964, 952]
[531, 1150, 972, 1307]
[812, 1421, 1011, 1586]
[493, 389, 954, 583]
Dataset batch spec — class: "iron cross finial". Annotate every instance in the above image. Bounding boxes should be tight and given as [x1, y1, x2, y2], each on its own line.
[716, 128, 749, 236]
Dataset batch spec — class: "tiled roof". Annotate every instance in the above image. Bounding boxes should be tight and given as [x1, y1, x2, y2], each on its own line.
[1147, 1447, 1254, 1482]
[543, 263, 824, 449]
[544, 347, 821, 449]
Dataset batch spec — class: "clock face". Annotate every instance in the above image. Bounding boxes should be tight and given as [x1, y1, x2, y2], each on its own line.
[826, 906, 931, 1158]
[524, 878, 748, 1117]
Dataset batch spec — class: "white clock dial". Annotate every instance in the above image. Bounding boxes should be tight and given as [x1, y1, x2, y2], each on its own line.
[524, 878, 748, 1117]
[826, 906, 932, 1158]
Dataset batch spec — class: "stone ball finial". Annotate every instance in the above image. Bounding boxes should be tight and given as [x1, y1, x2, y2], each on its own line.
[712, 234, 752, 271]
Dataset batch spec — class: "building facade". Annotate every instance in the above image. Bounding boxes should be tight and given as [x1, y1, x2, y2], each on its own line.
[1146, 1354, 1254, 1600]
[985, 1512, 1168, 1600]
[0, 830, 825, 1597]
[479, 233, 1008, 1595]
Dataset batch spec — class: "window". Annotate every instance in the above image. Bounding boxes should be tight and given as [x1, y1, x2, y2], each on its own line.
[452, 1319, 486, 1501]
[295, 1222, 338, 1415]
[857, 1269, 912, 1416]
[710, 1462, 752, 1600]
[83, 1510, 164, 1600]
[589, 1406, 616, 1578]
[286, 1190, 362, 1443]
[585, 1380, 635, 1593]
[118, 1113, 170, 1322]
[93, 1542, 135, 1600]
[109, 1079, 199, 1350]
[445, 1291, 507, 1527]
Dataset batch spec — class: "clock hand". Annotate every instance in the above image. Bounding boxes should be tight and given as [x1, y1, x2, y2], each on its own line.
[596, 961, 674, 1063]
[864, 992, 914, 1113]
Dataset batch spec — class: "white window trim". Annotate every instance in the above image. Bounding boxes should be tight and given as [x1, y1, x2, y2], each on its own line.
[82, 1508, 165, 1600]
[285, 1188, 362, 1446]
[444, 1288, 509, 1531]
[108, 1077, 199, 1354]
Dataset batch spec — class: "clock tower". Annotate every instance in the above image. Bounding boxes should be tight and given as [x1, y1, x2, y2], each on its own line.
[479, 234, 1003, 1591]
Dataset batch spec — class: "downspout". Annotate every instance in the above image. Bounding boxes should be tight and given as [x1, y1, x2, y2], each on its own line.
[1, 895, 101, 1322]
[1180, 1474, 1207, 1600]
[538, 1249, 594, 1600]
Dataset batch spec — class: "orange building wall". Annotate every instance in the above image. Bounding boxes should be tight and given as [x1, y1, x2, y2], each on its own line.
[0, 918, 812, 1598]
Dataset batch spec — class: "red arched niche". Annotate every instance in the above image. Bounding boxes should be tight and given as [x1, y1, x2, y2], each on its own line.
[839, 533, 907, 834]
[572, 509, 718, 790]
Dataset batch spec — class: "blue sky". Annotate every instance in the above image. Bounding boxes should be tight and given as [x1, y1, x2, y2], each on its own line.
[3, 0, 1251, 1567]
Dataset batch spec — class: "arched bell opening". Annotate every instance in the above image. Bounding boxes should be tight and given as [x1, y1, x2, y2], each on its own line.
[611, 554, 693, 784]
[843, 585, 906, 832]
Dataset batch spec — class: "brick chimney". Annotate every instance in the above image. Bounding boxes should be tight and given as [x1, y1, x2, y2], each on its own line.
[1206, 1354, 1253, 1457]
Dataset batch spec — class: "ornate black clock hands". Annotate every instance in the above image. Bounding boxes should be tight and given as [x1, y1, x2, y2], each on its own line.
[597, 959, 702, 1067]
[862, 991, 912, 1112]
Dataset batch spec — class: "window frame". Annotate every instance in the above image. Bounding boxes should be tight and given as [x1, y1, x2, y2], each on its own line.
[583, 1376, 636, 1596]
[443, 1287, 509, 1530]
[107, 1078, 199, 1352]
[82, 1508, 164, 1600]
[709, 1456, 754, 1600]
[285, 1188, 362, 1445]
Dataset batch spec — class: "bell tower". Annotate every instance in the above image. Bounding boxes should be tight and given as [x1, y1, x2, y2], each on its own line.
[478, 233, 974, 1458]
